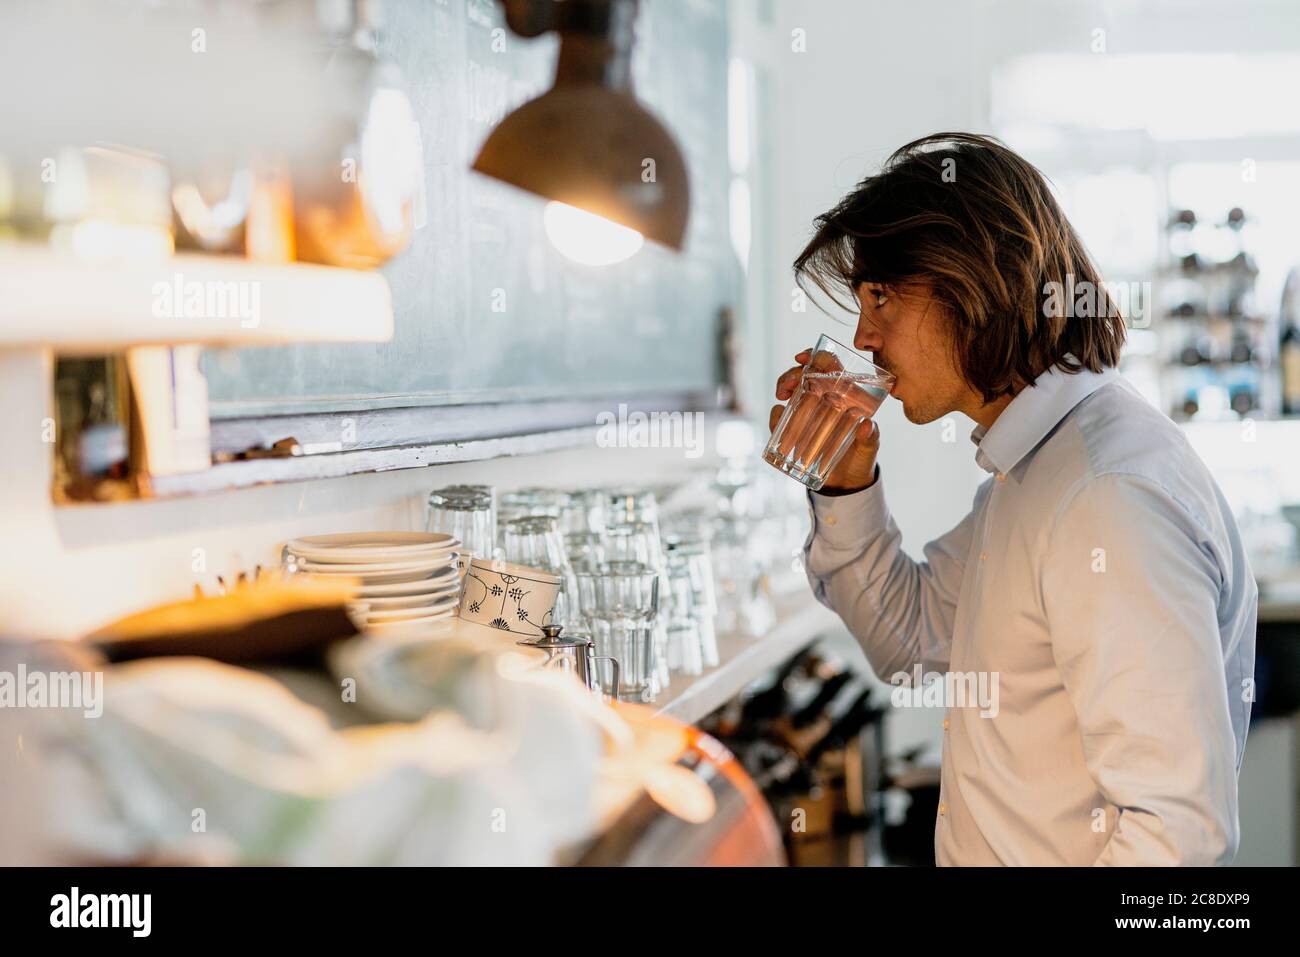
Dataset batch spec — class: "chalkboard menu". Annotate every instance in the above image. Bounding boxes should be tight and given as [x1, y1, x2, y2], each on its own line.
[205, 0, 734, 418]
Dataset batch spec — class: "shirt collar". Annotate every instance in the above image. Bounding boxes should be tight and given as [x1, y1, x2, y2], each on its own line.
[969, 360, 1119, 476]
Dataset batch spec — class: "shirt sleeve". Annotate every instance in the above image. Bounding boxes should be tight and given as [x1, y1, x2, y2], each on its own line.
[1041, 472, 1240, 866]
[803, 469, 990, 679]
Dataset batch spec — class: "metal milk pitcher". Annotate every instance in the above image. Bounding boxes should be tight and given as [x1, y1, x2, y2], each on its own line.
[527, 624, 621, 700]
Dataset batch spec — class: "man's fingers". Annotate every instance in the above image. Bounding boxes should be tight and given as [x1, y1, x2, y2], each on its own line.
[858, 418, 880, 448]
[775, 365, 805, 400]
[808, 351, 845, 373]
[768, 404, 784, 434]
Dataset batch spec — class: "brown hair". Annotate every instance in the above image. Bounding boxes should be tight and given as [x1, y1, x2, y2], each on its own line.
[793, 132, 1125, 402]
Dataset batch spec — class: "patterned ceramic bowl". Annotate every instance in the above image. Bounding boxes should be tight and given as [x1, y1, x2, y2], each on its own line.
[459, 558, 561, 638]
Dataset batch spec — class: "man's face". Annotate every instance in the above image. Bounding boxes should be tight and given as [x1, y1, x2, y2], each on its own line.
[852, 281, 972, 424]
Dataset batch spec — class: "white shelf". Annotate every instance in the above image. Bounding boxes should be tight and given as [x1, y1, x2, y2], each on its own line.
[655, 594, 845, 725]
[442, 592, 844, 727]
[0, 243, 393, 353]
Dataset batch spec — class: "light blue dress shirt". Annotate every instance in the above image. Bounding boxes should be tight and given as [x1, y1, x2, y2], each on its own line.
[804, 362, 1257, 866]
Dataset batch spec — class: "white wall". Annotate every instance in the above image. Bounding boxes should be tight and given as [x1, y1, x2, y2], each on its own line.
[760, 0, 991, 556]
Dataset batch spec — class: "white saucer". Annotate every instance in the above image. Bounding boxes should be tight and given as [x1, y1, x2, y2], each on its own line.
[354, 588, 459, 610]
[285, 532, 459, 564]
[290, 554, 454, 574]
[359, 597, 460, 623]
[294, 562, 458, 585]
[353, 579, 460, 600]
[356, 577, 461, 598]
[361, 606, 458, 634]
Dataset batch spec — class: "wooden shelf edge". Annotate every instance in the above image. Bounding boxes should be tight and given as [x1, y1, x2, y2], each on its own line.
[131, 426, 600, 499]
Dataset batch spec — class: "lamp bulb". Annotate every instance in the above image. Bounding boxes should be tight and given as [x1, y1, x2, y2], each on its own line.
[544, 201, 644, 266]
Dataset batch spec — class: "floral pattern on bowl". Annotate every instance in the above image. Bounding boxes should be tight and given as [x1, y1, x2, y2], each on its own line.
[459, 558, 560, 637]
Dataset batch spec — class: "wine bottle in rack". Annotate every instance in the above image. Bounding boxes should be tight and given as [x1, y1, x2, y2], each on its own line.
[1282, 319, 1300, 416]
[1281, 268, 1300, 417]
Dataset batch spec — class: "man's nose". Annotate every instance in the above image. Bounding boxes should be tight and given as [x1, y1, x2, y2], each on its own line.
[854, 316, 883, 353]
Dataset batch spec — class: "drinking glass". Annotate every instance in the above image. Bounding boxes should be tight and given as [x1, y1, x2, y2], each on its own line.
[571, 566, 605, 633]
[561, 489, 607, 536]
[664, 534, 719, 669]
[763, 334, 894, 491]
[660, 507, 713, 541]
[578, 561, 660, 702]
[439, 484, 496, 541]
[500, 488, 568, 520]
[564, 531, 606, 571]
[604, 488, 660, 529]
[603, 521, 664, 567]
[664, 560, 704, 676]
[426, 486, 495, 561]
[502, 514, 580, 628]
[711, 513, 774, 637]
[605, 520, 671, 689]
[712, 456, 760, 517]
[498, 488, 570, 552]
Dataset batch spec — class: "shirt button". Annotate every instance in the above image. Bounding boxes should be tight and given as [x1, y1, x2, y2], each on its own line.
[996, 472, 1006, 482]
[938, 803, 947, 816]
[943, 718, 950, 731]
[824, 515, 837, 526]
[979, 552, 987, 562]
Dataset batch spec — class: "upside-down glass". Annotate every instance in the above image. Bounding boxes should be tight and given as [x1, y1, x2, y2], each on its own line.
[564, 531, 606, 571]
[502, 514, 580, 629]
[577, 562, 660, 702]
[762, 334, 895, 491]
[426, 486, 495, 562]
[439, 484, 497, 545]
[664, 561, 704, 676]
[561, 489, 607, 536]
[664, 534, 719, 670]
[711, 513, 775, 637]
[603, 521, 663, 567]
[498, 488, 570, 553]
[605, 488, 660, 528]
[500, 487, 568, 521]
[605, 520, 671, 689]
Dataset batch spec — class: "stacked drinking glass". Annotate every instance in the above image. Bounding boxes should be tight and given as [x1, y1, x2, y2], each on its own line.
[426, 485, 496, 562]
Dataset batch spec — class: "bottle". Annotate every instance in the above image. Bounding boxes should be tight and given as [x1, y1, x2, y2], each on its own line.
[1179, 334, 1212, 366]
[1229, 382, 1257, 417]
[1281, 321, 1300, 416]
[1281, 269, 1300, 416]
[1229, 328, 1254, 364]
[52, 356, 131, 502]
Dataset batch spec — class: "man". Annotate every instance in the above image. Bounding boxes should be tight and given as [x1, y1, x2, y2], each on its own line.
[772, 132, 1256, 866]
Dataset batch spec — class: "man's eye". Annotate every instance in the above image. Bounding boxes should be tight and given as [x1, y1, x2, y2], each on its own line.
[872, 290, 889, 307]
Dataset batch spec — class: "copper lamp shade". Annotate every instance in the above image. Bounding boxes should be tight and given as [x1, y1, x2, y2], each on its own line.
[471, 0, 690, 252]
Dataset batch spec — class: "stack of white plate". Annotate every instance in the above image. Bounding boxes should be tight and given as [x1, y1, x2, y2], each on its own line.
[282, 532, 461, 633]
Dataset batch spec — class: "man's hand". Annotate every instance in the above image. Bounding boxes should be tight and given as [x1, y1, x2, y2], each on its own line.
[769, 349, 881, 494]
